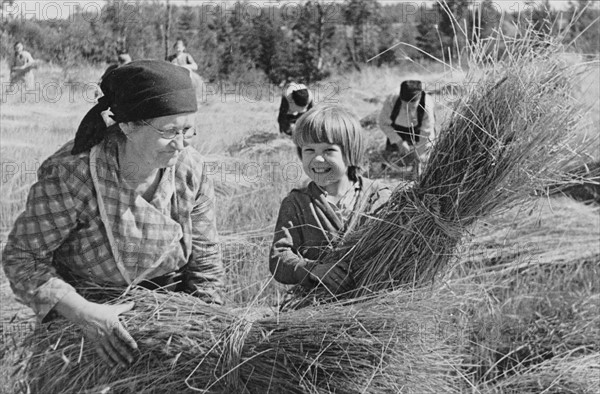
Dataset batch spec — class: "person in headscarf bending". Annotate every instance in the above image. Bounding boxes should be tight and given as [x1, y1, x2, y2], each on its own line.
[378, 80, 436, 177]
[2, 60, 225, 368]
[277, 82, 314, 136]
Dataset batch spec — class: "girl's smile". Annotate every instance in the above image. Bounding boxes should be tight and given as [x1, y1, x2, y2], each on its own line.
[301, 142, 351, 196]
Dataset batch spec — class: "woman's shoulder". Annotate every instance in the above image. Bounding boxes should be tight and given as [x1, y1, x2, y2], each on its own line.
[39, 140, 91, 180]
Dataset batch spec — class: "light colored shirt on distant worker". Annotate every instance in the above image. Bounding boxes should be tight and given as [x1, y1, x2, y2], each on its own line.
[378, 93, 436, 157]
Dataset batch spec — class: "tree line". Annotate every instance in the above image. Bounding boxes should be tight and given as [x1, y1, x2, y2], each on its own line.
[1, 0, 598, 84]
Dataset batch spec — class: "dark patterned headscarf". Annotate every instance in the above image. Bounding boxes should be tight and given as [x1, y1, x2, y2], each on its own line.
[72, 60, 197, 154]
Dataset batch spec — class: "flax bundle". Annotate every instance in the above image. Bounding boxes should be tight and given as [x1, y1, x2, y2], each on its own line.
[20, 286, 467, 394]
[460, 197, 600, 270]
[286, 34, 589, 308]
[451, 198, 600, 391]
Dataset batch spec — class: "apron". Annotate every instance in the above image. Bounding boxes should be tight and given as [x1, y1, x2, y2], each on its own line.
[89, 141, 188, 286]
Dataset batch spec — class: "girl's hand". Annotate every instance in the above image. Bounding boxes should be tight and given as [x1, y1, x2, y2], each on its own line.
[54, 292, 138, 368]
[309, 262, 355, 294]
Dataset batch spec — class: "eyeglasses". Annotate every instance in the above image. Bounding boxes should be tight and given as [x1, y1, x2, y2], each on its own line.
[141, 120, 197, 139]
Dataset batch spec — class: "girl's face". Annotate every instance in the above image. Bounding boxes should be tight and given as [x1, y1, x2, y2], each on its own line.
[300, 142, 349, 191]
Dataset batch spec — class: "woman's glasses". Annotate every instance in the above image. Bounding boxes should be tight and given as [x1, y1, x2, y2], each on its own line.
[142, 120, 197, 139]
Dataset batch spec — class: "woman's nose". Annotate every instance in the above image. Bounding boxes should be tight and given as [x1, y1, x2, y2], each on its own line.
[170, 134, 186, 150]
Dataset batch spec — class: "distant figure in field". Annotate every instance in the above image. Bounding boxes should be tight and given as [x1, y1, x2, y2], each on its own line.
[167, 39, 198, 72]
[167, 39, 204, 97]
[378, 80, 435, 178]
[277, 82, 314, 136]
[10, 42, 36, 89]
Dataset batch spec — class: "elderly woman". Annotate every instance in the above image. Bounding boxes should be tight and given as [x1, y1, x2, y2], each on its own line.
[2, 61, 224, 368]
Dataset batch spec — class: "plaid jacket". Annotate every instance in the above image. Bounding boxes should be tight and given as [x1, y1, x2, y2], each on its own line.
[2, 137, 224, 320]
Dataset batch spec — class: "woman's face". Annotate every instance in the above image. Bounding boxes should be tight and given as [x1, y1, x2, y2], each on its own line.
[122, 112, 196, 170]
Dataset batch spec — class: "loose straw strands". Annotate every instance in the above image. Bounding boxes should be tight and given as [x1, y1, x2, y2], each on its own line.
[21, 286, 468, 394]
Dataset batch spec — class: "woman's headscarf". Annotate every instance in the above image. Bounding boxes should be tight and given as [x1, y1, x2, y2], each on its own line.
[72, 60, 198, 155]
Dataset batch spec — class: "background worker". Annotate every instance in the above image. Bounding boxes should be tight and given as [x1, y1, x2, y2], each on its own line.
[167, 39, 198, 72]
[277, 82, 314, 136]
[378, 80, 435, 178]
[10, 41, 36, 89]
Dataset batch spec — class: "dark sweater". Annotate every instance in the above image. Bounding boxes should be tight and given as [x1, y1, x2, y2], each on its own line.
[269, 177, 391, 288]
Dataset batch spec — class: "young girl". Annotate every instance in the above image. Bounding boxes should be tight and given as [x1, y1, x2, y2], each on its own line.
[270, 104, 391, 294]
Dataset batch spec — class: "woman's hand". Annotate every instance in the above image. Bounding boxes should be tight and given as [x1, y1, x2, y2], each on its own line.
[54, 292, 138, 368]
[309, 262, 355, 294]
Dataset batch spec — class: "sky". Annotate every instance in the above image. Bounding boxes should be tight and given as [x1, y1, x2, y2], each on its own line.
[0, 0, 585, 20]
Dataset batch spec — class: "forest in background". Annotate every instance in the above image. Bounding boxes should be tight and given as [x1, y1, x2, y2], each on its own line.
[1, 0, 599, 84]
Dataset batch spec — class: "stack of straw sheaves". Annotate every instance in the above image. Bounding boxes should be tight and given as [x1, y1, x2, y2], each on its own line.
[454, 198, 600, 392]
[20, 35, 593, 393]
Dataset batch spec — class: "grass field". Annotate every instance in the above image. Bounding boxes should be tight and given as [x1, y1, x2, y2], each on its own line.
[0, 54, 599, 393]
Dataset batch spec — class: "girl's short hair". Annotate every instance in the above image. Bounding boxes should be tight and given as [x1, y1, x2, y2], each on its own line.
[293, 104, 365, 181]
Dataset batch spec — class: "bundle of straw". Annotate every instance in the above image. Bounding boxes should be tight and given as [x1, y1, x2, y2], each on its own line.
[481, 353, 600, 393]
[21, 286, 467, 394]
[459, 197, 600, 270]
[287, 33, 589, 306]
[447, 198, 599, 390]
[547, 160, 600, 204]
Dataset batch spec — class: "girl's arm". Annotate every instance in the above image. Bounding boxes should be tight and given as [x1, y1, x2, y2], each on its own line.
[269, 196, 316, 286]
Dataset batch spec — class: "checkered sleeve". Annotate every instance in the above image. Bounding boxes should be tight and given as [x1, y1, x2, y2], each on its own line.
[2, 159, 81, 321]
[183, 162, 225, 304]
